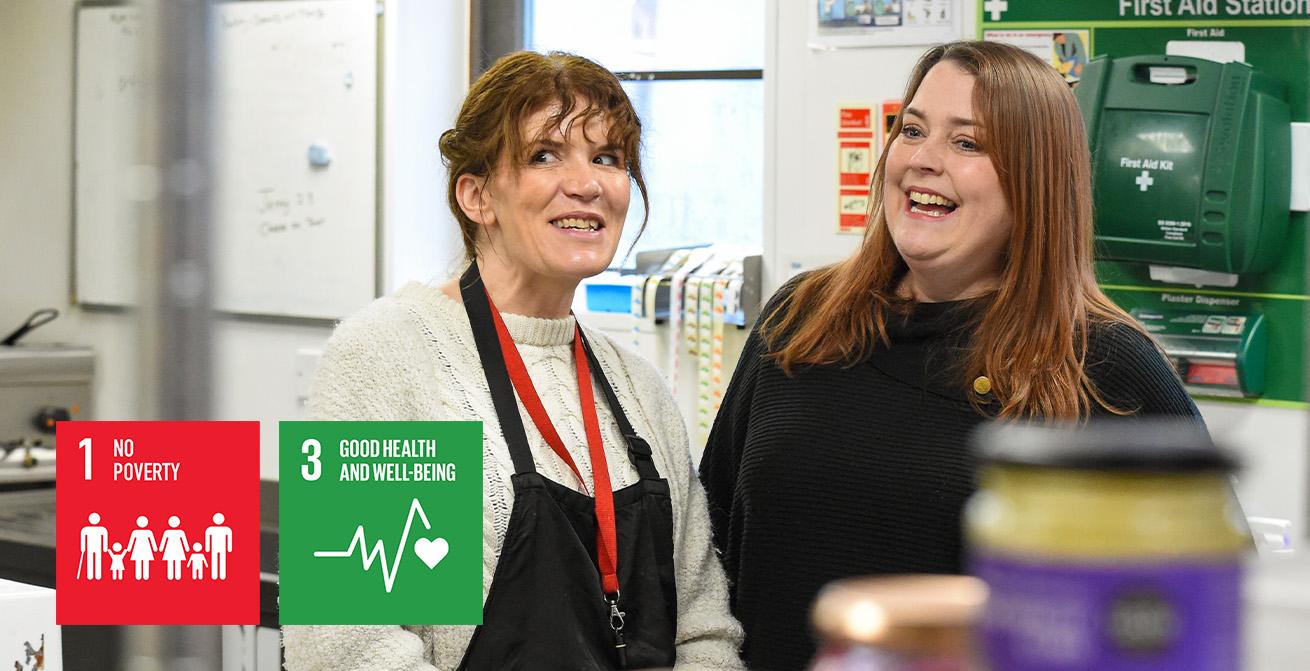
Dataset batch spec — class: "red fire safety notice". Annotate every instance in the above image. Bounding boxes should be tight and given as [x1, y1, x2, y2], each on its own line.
[837, 105, 875, 234]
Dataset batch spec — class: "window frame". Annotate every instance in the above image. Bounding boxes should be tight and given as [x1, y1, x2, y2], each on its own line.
[471, 0, 766, 263]
[471, 0, 763, 84]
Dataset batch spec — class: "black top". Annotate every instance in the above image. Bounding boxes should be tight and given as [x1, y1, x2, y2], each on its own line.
[697, 281, 1203, 671]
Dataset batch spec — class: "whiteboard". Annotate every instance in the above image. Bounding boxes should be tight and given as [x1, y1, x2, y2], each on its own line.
[75, 0, 378, 318]
[75, 5, 144, 306]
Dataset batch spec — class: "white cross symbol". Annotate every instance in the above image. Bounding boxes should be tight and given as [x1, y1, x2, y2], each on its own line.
[984, 0, 1009, 21]
[1135, 170, 1154, 192]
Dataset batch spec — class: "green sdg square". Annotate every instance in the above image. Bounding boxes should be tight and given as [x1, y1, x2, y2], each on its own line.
[279, 421, 483, 625]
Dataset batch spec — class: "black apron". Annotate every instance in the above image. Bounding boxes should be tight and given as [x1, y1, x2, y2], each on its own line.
[457, 263, 678, 671]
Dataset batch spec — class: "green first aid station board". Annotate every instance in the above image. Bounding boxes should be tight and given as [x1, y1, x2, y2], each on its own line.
[981, 0, 1310, 405]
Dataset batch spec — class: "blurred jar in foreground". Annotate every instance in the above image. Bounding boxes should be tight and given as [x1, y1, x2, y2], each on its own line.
[968, 421, 1247, 671]
[808, 574, 987, 671]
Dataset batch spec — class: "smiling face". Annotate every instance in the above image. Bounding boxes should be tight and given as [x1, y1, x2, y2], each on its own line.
[463, 102, 631, 289]
[883, 61, 1013, 300]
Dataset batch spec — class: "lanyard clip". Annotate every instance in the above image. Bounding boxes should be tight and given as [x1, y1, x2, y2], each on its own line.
[605, 592, 626, 632]
[606, 592, 627, 668]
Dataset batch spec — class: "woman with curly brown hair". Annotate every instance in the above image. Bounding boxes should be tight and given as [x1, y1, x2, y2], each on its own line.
[285, 51, 744, 671]
[699, 40, 1203, 670]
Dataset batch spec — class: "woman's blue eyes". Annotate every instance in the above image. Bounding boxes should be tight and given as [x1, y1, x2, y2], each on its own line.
[900, 125, 979, 152]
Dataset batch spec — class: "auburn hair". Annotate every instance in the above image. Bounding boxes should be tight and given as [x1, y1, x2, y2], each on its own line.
[762, 40, 1144, 420]
[438, 51, 648, 260]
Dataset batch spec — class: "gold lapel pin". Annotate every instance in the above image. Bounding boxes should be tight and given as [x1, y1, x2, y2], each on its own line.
[972, 375, 992, 396]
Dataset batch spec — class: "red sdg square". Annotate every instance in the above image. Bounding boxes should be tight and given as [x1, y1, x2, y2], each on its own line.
[56, 421, 260, 624]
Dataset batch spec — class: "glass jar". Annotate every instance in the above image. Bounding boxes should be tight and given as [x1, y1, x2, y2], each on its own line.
[967, 421, 1247, 671]
[808, 574, 987, 671]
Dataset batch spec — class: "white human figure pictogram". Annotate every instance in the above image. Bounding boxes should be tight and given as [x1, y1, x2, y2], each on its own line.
[188, 542, 208, 580]
[160, 515, 191, 581]
[126, 515, 158, 580]
[79, 512, 109, 580]
[107, 542, 127, 580]
[205, 512, 233, 580]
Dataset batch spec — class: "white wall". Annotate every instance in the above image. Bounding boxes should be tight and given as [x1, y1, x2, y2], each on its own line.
[0, 0, 468, 480]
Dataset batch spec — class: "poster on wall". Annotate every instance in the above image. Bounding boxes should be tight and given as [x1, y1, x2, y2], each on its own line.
[983, 29, 1092, 82]
[810, 0, 962, 49]
[882, 99, 903, 137]
[836, 105, 875, 234]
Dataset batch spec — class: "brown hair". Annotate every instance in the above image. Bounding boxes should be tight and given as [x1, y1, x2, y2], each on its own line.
[438, 51, 648, 260]
[763, 40, 1143, 420]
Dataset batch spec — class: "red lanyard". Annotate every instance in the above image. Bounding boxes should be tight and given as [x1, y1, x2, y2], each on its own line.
[486, 294, 621, 597]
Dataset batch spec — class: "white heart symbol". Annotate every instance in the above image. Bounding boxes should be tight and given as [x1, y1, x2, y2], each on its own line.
[413, 537, 449, 569]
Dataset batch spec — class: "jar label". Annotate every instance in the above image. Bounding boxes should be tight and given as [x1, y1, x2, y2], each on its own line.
[973, 553, 1241, 671]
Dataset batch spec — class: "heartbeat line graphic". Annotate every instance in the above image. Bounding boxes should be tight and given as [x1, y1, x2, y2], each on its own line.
[313, 498, 431, 593]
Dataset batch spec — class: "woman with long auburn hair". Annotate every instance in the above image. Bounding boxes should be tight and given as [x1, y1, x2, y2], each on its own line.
[699, 40, 1203, 670]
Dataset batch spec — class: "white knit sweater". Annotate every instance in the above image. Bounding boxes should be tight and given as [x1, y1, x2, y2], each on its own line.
[282, 281, 746, 671]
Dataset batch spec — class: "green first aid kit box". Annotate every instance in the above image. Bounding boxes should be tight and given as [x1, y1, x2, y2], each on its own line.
[1077, 55, 1291, 276]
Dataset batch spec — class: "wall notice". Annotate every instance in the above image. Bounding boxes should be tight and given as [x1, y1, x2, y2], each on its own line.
[837, 104, 875, 234]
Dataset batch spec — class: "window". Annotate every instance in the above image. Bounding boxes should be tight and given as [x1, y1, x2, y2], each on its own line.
[476, 0, 765, 265]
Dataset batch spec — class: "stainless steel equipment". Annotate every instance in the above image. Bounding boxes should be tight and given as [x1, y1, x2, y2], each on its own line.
[0, 345, 94, 486]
